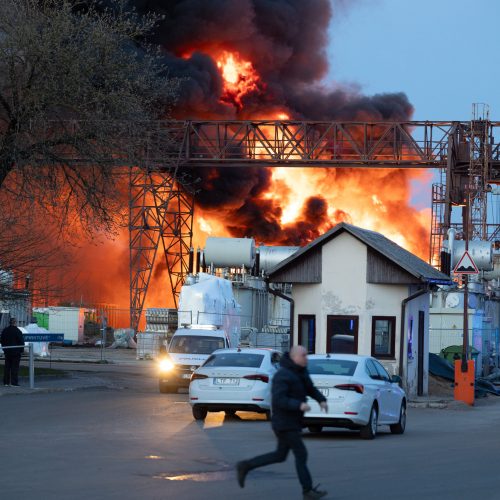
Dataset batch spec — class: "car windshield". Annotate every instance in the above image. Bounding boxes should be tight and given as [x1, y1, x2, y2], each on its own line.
[308, 359, 358, 376]
[168, 335, 225, 355]
[203, 353, 265, 368]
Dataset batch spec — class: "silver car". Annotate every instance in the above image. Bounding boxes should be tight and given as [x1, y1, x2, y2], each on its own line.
[303, 354, 407, 439]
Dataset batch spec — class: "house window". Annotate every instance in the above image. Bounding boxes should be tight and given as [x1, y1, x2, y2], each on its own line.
[371, 316, 396, 359]
[298, 315, 316, 354]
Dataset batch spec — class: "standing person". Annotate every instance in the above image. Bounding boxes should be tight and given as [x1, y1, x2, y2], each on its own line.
[237, 345, 329, 499]
[1, 318, 25, 386]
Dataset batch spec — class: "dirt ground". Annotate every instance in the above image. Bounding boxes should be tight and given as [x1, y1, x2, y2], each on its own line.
[428, 374, 455, 398]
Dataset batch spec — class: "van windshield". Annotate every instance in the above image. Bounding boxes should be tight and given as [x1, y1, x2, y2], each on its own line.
[169, 335, 225, 355]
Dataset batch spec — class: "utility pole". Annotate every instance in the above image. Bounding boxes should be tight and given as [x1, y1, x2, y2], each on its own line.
[462, 201, 469, 373]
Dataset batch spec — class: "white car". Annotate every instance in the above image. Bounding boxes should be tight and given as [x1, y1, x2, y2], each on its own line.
[189, 348, 281, 421]
[303, 354, 406, 439]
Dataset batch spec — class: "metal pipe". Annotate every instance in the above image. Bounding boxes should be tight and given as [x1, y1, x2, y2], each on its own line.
[447, 228, 456, 264]
[462, 203, 470, 372]
[188, 247, 194, 274]
[195, 248, 201, 274]
[399, 287, 428, 381]
[29, 343, 34, 389]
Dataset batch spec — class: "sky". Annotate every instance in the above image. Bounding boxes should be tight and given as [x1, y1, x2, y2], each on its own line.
[328, 0, 500, 120]
[326, 0, 500, 210]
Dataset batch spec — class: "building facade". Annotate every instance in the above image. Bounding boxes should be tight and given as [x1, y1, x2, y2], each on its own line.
[269, 223, 451, 397]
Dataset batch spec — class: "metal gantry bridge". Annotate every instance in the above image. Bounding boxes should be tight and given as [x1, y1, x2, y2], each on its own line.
[130, 119, 500, 330]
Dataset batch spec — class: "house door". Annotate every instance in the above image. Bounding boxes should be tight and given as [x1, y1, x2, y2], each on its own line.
[326, 315, 358, 354]
[417, 310, 425, 396]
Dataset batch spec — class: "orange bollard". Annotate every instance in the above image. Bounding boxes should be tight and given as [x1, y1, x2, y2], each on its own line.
[454, 359, 475, 406]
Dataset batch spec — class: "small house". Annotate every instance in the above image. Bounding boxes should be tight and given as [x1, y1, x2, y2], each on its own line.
[268, 223, 451, 396]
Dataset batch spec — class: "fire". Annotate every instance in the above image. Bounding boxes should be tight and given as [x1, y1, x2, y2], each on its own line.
[31, 51, 427, 313]
[216, 51, 262, 108]
[195, 164, 431, 259]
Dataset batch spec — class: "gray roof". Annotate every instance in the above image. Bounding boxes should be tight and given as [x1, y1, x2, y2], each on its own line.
[268, 222, 452, 284]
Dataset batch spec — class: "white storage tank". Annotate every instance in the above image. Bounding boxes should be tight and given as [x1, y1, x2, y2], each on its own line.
[258, 246, 299, 272]
[449, 240, 493, 271]
[483, 251, 500, 280]
[204, 237, 256, 268]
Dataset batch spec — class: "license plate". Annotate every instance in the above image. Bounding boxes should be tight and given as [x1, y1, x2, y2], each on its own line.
[319, 388, 329, 397]
[214, 378, 240, 386]
[181, 374, 191, 379]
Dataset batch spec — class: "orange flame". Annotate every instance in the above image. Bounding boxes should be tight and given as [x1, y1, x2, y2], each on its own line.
[216, 51, 262, 108]
[34, 49, 430, 314]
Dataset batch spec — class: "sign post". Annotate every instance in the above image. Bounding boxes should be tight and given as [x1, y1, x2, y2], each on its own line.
[452, 202, 479, 406]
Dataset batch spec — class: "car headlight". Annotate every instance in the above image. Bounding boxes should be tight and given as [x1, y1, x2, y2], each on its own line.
[159, 359, 175, 372]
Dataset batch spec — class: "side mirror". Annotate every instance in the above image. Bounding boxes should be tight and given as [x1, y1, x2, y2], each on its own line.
[391, 375, 402, 385]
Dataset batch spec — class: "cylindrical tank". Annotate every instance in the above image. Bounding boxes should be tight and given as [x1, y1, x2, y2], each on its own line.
[450, 240, 493, 271]
[483, 251, 500, 280]
[204, 237, 256, 268]
[258, 246, 299, 272]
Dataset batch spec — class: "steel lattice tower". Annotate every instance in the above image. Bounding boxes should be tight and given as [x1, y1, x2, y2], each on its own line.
[129, 124, 194, 332]
[127, 119, 500, 331]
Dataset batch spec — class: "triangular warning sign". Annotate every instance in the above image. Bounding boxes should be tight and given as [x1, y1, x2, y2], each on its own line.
[453, 250, 479, 274]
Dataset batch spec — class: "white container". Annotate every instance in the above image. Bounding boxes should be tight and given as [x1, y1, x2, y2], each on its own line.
[204, 237, 256, 268]
[258, 246, 299, 272]
[48, 307, 85, 344]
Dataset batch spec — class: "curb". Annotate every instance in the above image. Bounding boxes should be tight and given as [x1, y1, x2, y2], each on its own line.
[408, 400, 452, 409]
[36, 359, 113, 364]
[0, 383, 123, 397]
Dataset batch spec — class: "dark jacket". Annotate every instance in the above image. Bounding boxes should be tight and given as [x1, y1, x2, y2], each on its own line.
[271, 352, 326, 432]
[1, 326, 25, 356]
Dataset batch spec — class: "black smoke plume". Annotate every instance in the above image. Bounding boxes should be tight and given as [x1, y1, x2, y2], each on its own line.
[129, 0, 414, 244]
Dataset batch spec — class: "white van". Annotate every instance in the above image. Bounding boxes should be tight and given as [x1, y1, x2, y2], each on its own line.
[158, 326, 231, 393]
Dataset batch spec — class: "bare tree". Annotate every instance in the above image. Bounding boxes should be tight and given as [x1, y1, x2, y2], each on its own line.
[0, 0, 180, 232]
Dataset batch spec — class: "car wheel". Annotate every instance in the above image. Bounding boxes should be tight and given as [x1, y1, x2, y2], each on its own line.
[360, 405, 378, 440]
[390, 401, 406, 435]
[192, 406, 208, 421]
[224, 410, 237, 417]
[159, 381, 176, 393]
[308, 425, 323, 434]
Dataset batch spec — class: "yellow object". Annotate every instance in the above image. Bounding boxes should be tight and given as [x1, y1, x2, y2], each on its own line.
[159, 359, 175, 372]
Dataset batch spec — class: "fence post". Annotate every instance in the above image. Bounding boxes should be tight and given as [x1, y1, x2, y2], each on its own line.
[29, 343, 34, 389]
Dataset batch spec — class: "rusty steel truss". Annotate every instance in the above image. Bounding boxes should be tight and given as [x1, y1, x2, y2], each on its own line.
[130, 119, 500, 330]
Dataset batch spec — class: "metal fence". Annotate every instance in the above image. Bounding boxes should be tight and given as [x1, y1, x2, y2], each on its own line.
[25, 306, 292, 363]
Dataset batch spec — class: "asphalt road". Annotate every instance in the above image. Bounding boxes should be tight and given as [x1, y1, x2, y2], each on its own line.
[3, 366, 500, 500]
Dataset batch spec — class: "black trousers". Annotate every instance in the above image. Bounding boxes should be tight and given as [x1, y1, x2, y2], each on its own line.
[3, 353, 21, 385]
[245, 429, 312, 492]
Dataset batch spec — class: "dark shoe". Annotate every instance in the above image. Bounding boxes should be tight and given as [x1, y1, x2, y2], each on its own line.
[236, 461, 248, 488]
[303, 484, 328, 499]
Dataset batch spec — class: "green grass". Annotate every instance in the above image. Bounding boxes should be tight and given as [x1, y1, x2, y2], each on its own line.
[0, 364, 66, 377]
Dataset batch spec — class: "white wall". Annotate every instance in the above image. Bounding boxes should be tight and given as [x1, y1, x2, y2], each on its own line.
[404, 292, 430, 396]
[365, 283, 406, 376]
